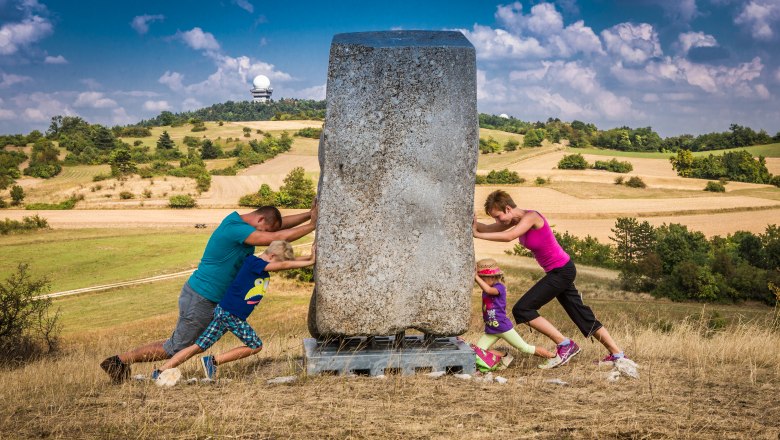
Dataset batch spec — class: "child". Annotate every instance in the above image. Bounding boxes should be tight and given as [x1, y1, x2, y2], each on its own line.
[474, 258, 555, 369]
[152, 240, 315, 381]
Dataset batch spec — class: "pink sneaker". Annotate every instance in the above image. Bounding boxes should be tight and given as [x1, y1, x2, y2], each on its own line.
[556, 340, 581, 366]
[596, 353, 629, 366]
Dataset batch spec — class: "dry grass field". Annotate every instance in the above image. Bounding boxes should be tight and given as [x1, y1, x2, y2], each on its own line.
[0, 251, 778, 439]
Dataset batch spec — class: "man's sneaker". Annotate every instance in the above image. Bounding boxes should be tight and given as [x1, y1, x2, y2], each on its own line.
[100, 355, 130, 384]
[200, 355, 217, 379]
[538, 355, 563, 369]
[554, 340, 581, 367]
[596, 353, 629, 367]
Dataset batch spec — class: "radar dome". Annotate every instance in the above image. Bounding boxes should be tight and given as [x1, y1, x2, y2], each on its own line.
[499, 113, 510, 119]
[252, 75, 271, 89]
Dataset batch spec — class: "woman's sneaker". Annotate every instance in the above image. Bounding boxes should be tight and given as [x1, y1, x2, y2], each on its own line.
[538, 355, 563, 369]
[596, 353, 627, 366]
[556, 340, 581, 366]
[201, 355, 217, 379]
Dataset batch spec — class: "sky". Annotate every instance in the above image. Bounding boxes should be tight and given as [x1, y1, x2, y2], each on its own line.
[1, 0, 779, 137]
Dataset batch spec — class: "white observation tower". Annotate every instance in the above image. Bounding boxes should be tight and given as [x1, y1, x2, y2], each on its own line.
[250, 75, 273, 103]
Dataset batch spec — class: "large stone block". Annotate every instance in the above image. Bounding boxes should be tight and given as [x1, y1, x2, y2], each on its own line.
[313, 31, 478, 336]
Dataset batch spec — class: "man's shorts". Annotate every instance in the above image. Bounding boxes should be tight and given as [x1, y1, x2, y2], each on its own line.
[162, 282, 217, 356]
[195, 305, 263, 351]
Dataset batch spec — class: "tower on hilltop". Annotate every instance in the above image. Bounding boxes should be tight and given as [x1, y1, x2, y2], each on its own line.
[250, 75, 273, 103]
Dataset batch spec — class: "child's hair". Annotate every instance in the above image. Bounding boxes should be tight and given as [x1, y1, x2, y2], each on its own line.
[264, 241, 294, 261]
[484, 190, 517, 215]
[476, 258, 505, 283]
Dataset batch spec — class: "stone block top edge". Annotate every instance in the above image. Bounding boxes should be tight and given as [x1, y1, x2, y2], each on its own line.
[332, 30, 473, 49]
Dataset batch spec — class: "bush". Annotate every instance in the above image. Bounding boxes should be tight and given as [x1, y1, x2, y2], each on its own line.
[295, 127, 322, 139]
[0, 215, 49, 235]
[169, 194, 196, 208]
[210, 166, 238, 176]
[558, 154, 589, 170]
[25, 197, 79, 210]
[196, 173, 211, 192]
[535, 177, 548, 185]
[614, 176, 624, 185]
[142, 189, 152, 198]
[476, 169, 525, 184]
[625, 176, 646, 188]
[92, 173, 112, 182]
[503, 139, 520, 152]
[239, 184, 277, 207]
[0, 263, 60, 364]
[478, 137, 501, 154]
[10, 185, 24, 206]
[704, 181, 726, 192]
[593, 158, 633, 173]
[119, 191, 134, 199]
[281, 266, 314, 283]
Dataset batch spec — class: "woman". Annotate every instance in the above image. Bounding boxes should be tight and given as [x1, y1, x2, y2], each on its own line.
[473, 190, 627, 368]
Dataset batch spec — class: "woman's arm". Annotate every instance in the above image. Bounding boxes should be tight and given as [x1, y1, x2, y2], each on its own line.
[474, 217, 512, 233]
[472, 212, 539, 242]
[474, 273, 499, 295]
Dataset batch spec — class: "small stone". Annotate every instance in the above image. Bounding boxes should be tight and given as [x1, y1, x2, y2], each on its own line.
[495, 376, 508, 385]
[131, 374, 146, 381]
[426, 371, 446, 379]
[267, 376, 297, 385]
[544, 378, 568, 386]
[154, 368, 181, 387]
[453, 373, 472, 381]
[374, 374, 387, 380]
[606, 371, 621, 382]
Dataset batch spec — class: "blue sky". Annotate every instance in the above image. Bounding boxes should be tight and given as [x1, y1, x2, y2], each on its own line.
[1, 0, 779, 136]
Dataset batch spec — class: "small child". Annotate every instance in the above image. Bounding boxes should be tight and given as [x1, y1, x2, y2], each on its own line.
[153, 240, 315, 381]
[474, 258, 555, 368]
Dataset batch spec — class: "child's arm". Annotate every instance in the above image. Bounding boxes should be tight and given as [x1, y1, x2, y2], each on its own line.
[474, 273, 499, 295]
[266, 246, 315, 272]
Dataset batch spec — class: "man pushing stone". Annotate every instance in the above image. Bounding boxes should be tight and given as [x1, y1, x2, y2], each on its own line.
[100, 203, 317, 383]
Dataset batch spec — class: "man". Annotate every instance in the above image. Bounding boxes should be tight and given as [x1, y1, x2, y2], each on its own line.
[100, 203, 317, 383]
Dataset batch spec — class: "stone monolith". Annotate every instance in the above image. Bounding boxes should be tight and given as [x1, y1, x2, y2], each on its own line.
[312, 30, 477, 336]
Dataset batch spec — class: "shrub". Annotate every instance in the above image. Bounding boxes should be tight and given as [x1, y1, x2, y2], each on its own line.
[0, 199, 6, 209]
[133, 140, 143, 146]
[535, 177, 548, 185]
[92, 173, 112, 182]
[614, 176, 624, 185]
[476, 169, 525, 184]
[704, 181, 726, 192]
[196, 173, 211, 192]
[0, 263, 60, 364]
[295, 127, 322, 139]
[25, 197, 79, 210]
[239, 184, 277, 207]
[503, 139, 520, 152]
[119, 191, 134, 199]
[10, 185, 24, 206]
[210, 166, 238, 176]
[558, 153, 589, 170]
[169, 194, 196, 208]
[281, 266, 314, 283]
[277, 167, 316, 208]
[625, 176, 646, 188]
[478, 137, 501, 154]
[0, 215, 49, 235]
[142, 189, 152, 198]
[593, 158, 633, 173]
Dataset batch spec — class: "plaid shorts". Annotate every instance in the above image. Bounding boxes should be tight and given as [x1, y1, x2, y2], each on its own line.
[195, 305, 263, 350]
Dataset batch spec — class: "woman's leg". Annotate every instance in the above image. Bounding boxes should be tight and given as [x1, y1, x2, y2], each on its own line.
[512, 269, 573, 345]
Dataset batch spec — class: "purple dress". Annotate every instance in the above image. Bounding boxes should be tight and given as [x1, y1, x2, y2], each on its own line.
[482, 282, 514, 334]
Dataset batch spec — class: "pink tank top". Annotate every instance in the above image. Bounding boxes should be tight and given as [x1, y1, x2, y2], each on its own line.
[518, 211, 570, 272]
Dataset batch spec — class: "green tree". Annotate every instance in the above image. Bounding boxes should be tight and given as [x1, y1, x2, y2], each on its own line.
[557, 153, 589, 170]
[109, 149, 137, 177]
[523, 129, 543, 147]
[24, 139, 62, 179]
[10, 185, 24, 206]
[670, 149, 694, 177]
[200, 139, 222, 159]
[157, 131, 175, 151]
[278, 167, 316, 208]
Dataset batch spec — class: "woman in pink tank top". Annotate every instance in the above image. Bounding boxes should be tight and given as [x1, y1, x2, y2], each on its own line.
[473, 190, 629, 368]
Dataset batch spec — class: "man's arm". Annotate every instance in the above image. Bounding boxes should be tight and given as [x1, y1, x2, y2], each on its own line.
[280, 199, 318, 229]
[244, 222, 315, 246]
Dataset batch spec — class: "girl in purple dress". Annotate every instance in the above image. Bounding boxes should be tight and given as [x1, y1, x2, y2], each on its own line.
[473, 190, 628, 369]
[474, 258, 555, 363]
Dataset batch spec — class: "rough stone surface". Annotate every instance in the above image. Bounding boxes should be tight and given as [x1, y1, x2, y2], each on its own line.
[313, 30, 478, 336]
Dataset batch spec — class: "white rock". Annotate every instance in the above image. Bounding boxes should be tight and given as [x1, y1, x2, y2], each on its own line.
[495, 376, 508, 384]
[606, 371, 621, 382]
[615, 358, 640, 379]
[374, 374, 387, 380]
[267, 376, 297, 385]
[131, 374, 147, 381]
[154, 368, 181, 387]
[453, 373, 472, 381]
[544, 378, 568, 386]
[426, 371, 446, 378]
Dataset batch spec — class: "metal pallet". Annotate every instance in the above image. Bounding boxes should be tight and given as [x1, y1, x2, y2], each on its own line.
[303, 333, 476, 377]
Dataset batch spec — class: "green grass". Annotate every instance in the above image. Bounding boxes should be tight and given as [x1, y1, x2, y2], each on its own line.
[0, 228, 211, 292]
[570, 142, 780, 159]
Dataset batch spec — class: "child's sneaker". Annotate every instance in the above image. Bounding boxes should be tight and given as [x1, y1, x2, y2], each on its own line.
[596, 353, 630, 367]
[556, 340, 581, 366]
[499, 353, 514, 370]
[538, 355, 562, 369]
[201, 355, 217, 379]
[151, 369, 161, 381]
[100, 355, 131, 384]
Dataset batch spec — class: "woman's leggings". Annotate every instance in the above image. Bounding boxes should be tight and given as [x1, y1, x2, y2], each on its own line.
[476, 329, 535, 355]
[511, 260, 603, 338]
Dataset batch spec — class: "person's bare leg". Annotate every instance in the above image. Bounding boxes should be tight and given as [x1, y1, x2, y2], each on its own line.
[118, 340, 170, 364]
[527, 317, 567, 345]
[592, 326, 621, 354]
[159, 345, 203, 371]
[213, 346, 263, 366]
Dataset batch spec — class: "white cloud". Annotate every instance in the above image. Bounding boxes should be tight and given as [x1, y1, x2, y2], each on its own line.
[113, 90, 160, 98]
[601, 23, 663, 65]
[143, 100, 170, 112]
[234, 0, 254, 13]
[291, 84, 326, 100]
[130, 14, 164, 35]
[80, 78, 102, 89]
[13, 92, 74, 122]
[645, 56, 764, 94]
[476, 70, 510, 103]
[645, 0, 699, 21]
[735, 0, 780, 40]
[177, 27, 220, 51]
[23, 108, 47, 121]
[525, 86, 592, 119]
[775, 67, 780, 82]
[459, 25, 547, 60]
[159, 71, 185, 92]
[0, 72, 32, 88]
[111, 107, 136, 125]
[0, 108, 15, 120]
[74, 92, 118, 108]
[0, 15, 53, 55]
[181, 98, 203, 111]
[677, 31, 718, 55]
[44, 54, 67, 64]
[755, 83, 771, 99]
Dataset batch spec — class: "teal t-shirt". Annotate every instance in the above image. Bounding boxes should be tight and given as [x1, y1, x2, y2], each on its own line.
[187, 212, 257, 302]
